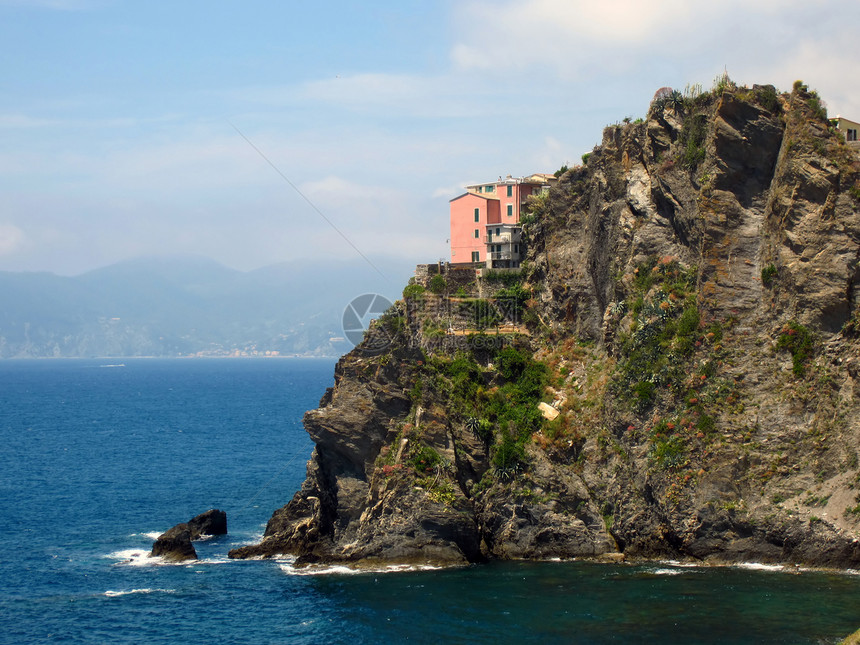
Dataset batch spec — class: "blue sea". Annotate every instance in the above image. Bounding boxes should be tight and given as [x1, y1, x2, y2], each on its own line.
[2, 358, 859, 644]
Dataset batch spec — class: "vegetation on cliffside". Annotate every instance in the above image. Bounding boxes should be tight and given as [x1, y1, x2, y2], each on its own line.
[232, 76, 860, 569]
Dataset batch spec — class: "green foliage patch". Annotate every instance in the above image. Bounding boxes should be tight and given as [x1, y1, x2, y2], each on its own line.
[408, 442, 443, 474]
[423, 342, 548, 483]
[680, 113, 708, 169]
[776, 321, 814, 376]
[614, 257, 701, 411]
[483, 269, 523, 286]
[428, 274, 447, 294]
[761, 263, 778, 286]
[403, 283, 426, 299]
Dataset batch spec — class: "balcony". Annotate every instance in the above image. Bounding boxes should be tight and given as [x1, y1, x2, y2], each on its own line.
[483, 234, 521, 245]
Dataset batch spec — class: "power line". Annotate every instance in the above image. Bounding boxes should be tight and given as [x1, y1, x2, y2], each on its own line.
[228, 121, 387, 281]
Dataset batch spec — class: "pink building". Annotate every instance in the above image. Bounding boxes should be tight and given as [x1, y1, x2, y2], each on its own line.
[449, 174, 555, 268]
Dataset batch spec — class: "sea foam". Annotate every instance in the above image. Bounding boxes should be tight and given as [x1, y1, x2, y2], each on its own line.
[104, 588, 173, 598]
[277, 558, 443, 576]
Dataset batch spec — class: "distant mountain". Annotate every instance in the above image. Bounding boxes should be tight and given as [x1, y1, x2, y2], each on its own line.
[0, 255, 414, 358]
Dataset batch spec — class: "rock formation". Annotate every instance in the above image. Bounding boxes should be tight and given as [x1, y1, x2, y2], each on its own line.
[151, 509, 227, 561]
[151, 525, 197, 562]
[187, 509, 228, 538]
[230, 80, 860, 569]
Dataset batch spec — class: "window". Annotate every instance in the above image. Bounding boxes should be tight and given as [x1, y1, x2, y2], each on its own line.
[471, 251, 480, 262]
[849, 128, 858, 142]
[507, 204, 513, 217]
[474, 208, 480, 222]
[474, 229, 479, 238]
[514, 244, 519, 253]
[485, 185, 494, 193]
[507, 185, 513, 197]
[496, 227, 500, 236]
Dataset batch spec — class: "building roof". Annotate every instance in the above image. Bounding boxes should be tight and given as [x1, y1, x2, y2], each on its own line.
[449, 191, 495, 204]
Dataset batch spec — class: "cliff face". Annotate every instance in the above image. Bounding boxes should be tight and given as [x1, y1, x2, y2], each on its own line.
[230, 82, 860, 569]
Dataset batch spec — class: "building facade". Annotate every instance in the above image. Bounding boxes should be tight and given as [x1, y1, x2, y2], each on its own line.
[449, 174, 554, 268]
[833, 116, 860, 150]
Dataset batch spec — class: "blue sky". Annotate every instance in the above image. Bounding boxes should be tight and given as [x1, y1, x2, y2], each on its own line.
[2, 0, 859, 275]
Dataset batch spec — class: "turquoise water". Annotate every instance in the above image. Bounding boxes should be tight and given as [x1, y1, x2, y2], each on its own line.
[1, 358, 858, 644]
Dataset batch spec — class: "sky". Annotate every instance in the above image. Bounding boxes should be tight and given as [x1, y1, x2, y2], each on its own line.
[1, 0, 859, 276]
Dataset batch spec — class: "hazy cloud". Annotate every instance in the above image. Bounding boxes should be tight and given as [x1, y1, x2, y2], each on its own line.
[0, 223, 25, 256]
[0, 0, 101, 9]
[450, 0, 841, 83]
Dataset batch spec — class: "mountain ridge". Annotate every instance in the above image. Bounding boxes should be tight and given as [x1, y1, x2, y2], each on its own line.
[0, 255, 413, 358]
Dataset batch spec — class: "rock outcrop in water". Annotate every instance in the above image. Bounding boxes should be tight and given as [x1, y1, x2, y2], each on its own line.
[230, 80, 860, 569]
[152, 509, 227, 561]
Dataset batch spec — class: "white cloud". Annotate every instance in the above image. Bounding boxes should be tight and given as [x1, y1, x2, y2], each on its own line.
[450, 0, 842, 83]
[742, 36, 860, 117]
[0, 223, 25, 255]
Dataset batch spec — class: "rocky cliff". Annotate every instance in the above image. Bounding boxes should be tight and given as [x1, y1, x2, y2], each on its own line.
[230, 80, 860, 569]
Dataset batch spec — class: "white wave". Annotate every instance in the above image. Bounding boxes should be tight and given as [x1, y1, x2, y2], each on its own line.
[106, 549, 190, 567]
[657, 560, 700, 568]
[649, 568, 685, 576]
[278, 559, 443, 576]
[193, 555, 233, 565]
[104, 588, 173, 598]
[129, 531, 163, 541]
[734, 562, 786, 572]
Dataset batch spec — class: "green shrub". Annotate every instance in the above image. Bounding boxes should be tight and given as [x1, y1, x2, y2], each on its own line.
[409, 443, 443, 474]
[461, 298, 500, 330]
[756, 85, 781, 114]
[634, 380, 655, 410]
[651, 435, 686, 469]
[403, 284, 426, 299]
[711, 71, 736, 94]
[677, 305, 701, 337]
[484, 269, 523, 285]
[495, 284, 530, 311]
[807, 94, 828, 122]
[429, 274, 447, 294]
[496, 347, 528, 380]
[776, 321, 814, 376]
[680, 113, 708, 169]
[761, 264, 778, 286]
[493, 431, 527, 478]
